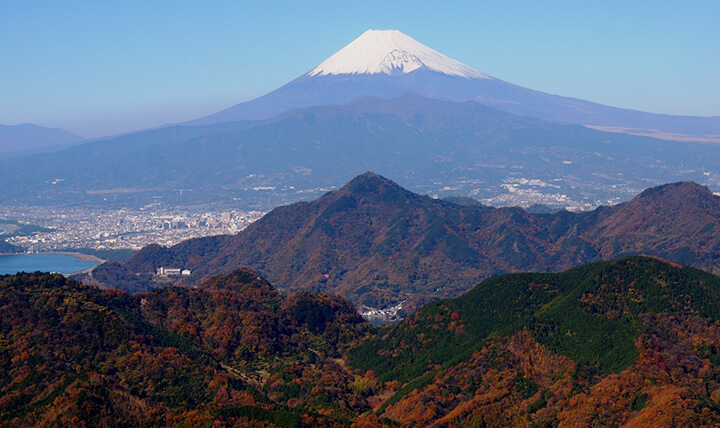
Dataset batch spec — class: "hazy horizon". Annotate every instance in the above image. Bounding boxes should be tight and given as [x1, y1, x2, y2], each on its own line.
[2, 1, 719, 139]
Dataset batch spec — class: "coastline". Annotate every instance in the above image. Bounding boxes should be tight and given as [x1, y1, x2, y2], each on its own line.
[45, 251, 106, 263]
[0, 252, 105, 276]
[0, 251, 105, 263]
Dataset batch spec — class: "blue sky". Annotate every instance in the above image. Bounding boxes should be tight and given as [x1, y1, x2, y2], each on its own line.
[2, 1, 718, 138]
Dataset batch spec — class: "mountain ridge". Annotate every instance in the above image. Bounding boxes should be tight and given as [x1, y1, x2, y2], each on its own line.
[95, 174, 720, 313]
[352, 256, 720, 426]
[190, 30, 719, 141]
[4, 94, 718, 208]
[8, 257, 720, 425]
[0, 123, 84, 158]
[0, 269, 373, 425]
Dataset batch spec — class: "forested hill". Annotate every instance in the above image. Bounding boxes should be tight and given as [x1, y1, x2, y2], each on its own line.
[0, 270, 372, 426]
[6, 257, 720, 425]
[349, 256, 720, 426]
[105, 173, 720, 310]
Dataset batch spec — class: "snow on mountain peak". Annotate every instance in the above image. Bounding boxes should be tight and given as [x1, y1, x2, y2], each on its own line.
[309, 29, 489, 79]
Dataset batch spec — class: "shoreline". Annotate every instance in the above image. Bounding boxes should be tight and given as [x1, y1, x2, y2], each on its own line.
[0, 251, 105, 263]
[0, 252, 105, 276]
[45, 251, 106, 263]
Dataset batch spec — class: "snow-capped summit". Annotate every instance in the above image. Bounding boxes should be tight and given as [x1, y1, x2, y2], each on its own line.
[188, 29, 720, 141]
[309, 29, 488, 79]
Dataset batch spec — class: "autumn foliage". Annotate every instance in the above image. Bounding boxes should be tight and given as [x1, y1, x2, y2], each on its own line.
[5, 257, 720, 426]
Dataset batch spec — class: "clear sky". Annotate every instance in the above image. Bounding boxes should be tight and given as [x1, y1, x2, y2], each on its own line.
[2, 1, 719, 138]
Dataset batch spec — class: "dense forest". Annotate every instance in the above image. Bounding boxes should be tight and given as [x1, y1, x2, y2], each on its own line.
[5, 256, 720, 426]
[0, 270, 373, 426]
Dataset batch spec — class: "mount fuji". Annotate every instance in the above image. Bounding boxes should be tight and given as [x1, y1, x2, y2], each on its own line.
[3, 30, 720, 210]
[191, 29, 719, 142]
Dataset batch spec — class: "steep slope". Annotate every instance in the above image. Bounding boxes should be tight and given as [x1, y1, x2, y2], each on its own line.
[119, 172, 575, 308]
[9, 258, 720, 426]
[114, 175, 720, 312]
[350, 256, 720, 426]
[193, 30, 720, 141]
[584, 181, 720, 266]
[0, 270, 372, 426]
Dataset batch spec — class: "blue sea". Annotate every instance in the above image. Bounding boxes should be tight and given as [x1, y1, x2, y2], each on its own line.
[0, 253, 98, 275]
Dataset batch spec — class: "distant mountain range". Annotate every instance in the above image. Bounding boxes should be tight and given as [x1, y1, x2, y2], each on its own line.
[87, 173, 720, 313]
[6, 257, 720, 425]
[1, 95, 718, 208]
[2, 30, 719, 209]
[0, 123, 83, 159]
[191, 30, 720, 143]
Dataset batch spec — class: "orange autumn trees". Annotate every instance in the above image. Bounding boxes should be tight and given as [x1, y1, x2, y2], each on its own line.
[6, 256, 720, 426]
[0, 270, 372, 426]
